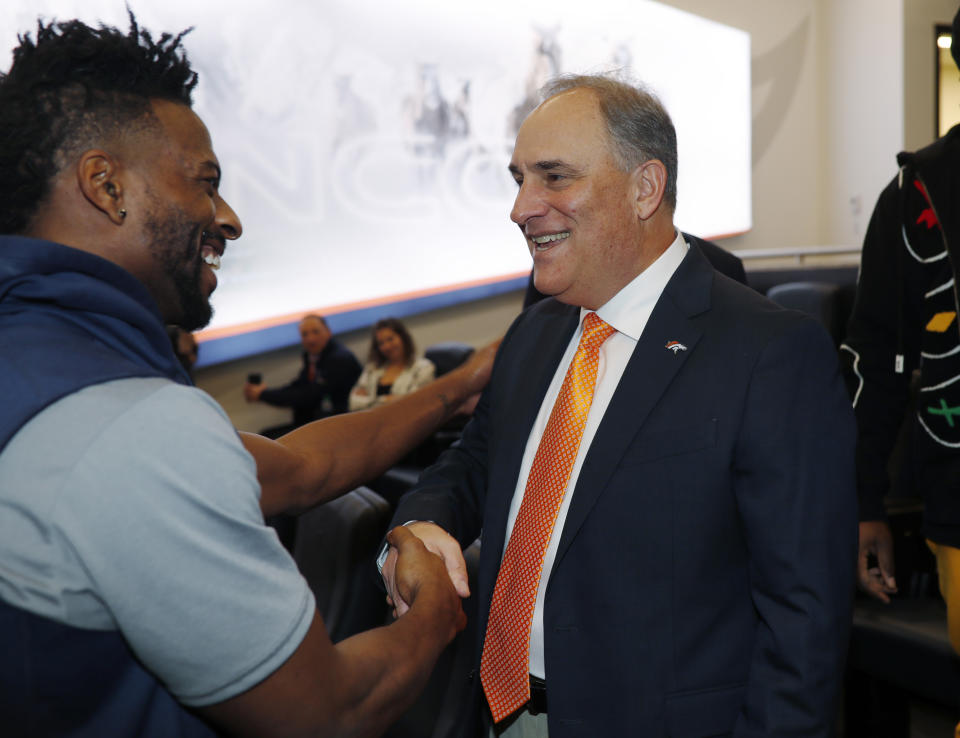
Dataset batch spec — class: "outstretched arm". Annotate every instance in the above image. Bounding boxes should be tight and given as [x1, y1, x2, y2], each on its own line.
[244, 342, 498, 517]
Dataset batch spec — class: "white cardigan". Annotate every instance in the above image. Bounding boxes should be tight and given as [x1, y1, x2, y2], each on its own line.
[348, 357, 435, 411]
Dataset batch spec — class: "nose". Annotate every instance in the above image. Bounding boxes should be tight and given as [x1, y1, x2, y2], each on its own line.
[215, 193, 243, 240]
[510, 180, 546, 227]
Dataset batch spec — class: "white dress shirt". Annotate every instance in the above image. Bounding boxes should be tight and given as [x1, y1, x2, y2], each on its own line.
[503, 231, 689, 679]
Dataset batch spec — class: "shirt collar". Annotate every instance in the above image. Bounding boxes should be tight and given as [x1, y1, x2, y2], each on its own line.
[585, 230, 689, 340]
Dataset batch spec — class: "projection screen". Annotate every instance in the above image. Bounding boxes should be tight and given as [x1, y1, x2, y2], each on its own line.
[2, 0, 751, 365]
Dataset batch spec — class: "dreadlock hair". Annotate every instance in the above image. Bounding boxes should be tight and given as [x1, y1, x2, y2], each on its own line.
[0, 11, 197, 234]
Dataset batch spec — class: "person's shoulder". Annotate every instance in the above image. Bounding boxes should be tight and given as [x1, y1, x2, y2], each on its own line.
[326, 339, 362, 364]
[683, 233, 746, 285]
[96, 376, 229, 425]
[25, 378, 236, 462]
[709, 275, 830, 346]
[326, 338, 348, 355]
[3, 376, 227, 461]
[48, 378, 257, 512]
[43, 376, 209, 423]
[898, 126, 960, 174]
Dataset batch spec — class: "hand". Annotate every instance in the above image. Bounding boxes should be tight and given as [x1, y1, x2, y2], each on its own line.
[352, 387, 370, 397]
[455, 339, 502, 397]
[858, 520, 897, 603]
[382, 522, 470, 617]
[244, 382, 266, 402]
[456, 393, 480, 416]
[385, 525, 467, 634]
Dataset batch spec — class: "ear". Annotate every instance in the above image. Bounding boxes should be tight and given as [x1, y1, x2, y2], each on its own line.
[76, 150, 127, 225]
[631, 159, 668, 220]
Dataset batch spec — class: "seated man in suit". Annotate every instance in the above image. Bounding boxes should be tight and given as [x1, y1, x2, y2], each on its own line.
[381, 74, 857, 737]
[244, 314, 362, 437]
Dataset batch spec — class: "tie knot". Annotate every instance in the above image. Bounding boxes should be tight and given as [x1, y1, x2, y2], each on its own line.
[582, 312, 616, 346]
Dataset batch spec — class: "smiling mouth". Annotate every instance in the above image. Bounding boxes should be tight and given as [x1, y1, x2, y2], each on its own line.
[200, 230, 223, 270]
[529, 231, 570, 250]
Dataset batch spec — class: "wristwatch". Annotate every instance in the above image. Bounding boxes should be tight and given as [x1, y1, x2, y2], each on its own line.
[376, 520, 431, 574]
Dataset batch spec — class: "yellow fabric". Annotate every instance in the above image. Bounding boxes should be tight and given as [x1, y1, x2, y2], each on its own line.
[480, 313, 616, 724]
[925, 311, 957, 333]
[925, 540, 960, 737]
[926, 539, 960, 655]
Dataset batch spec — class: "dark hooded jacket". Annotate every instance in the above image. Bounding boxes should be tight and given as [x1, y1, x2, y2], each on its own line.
[841, 124, 960, 545]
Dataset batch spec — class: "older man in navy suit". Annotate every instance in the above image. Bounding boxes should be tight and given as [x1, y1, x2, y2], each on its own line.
[382, 74, 856, 737]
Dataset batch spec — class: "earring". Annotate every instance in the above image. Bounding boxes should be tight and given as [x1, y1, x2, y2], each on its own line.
[118, 209, 127, 220]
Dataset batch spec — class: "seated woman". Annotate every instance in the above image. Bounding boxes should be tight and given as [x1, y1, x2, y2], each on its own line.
[349, 318, 435, 411]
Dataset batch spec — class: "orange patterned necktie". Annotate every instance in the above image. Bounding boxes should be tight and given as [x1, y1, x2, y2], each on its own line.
[480, 312, 616, 723]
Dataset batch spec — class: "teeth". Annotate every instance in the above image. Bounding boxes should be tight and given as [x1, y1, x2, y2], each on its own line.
[203, 252, 221, 270]
[531, 232, 570, 245]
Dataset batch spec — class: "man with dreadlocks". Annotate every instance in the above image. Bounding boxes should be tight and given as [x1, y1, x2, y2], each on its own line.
[0, 13, 495, 738]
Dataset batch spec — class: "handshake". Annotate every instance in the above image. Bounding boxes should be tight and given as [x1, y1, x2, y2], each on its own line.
[381, 523, 470, 621]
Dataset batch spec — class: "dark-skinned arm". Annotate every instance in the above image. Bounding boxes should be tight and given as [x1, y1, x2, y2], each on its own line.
[197, 526, 466, 738]
[244, 341, 498, 518]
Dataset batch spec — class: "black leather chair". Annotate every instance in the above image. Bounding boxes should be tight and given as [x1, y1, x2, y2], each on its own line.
[425, 341, 475, 377]
[292, 486, 391, 643]
[766, 280, 845, 344]
[366, 466, 423, 509]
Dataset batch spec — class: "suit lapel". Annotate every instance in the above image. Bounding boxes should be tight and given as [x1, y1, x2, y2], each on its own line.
[554, 245, 715, 566]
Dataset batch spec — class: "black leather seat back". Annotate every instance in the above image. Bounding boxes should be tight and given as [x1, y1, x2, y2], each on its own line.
[293, 486, 391, 643]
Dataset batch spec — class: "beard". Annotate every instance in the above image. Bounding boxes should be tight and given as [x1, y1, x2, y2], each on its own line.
[143, 202, 214, 332]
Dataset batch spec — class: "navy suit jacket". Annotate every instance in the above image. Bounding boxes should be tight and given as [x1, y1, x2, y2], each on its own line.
[393, 245, 857, 737]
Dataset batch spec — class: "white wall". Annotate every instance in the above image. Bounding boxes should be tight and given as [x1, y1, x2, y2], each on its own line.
[659, 0, 953, 249]
[821, 0, 903, 247]
[819, 0, 956, 245]
[659, 0, 826, 253]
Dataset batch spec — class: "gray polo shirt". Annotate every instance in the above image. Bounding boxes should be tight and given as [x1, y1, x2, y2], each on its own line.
[0, 377, 314, 706]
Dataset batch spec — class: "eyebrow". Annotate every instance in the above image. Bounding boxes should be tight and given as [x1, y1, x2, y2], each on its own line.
[508, 160, 579, 177]
[534, 160, 569, 172]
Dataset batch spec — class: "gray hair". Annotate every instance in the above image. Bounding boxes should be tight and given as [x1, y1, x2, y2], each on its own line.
[541, 74, 678, 210]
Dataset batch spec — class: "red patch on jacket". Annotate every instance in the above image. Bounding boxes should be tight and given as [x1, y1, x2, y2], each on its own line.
[913, 179, 939, 229]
